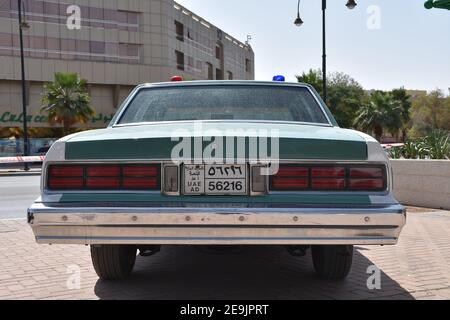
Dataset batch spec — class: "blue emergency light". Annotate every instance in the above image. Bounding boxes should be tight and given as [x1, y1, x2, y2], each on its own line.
[272, 75, 285, 82]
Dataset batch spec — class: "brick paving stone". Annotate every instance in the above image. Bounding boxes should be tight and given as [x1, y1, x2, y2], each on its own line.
[0, 209, 449, 300]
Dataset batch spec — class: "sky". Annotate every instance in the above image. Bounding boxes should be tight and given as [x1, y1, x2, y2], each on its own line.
[176, 0, 450, 94]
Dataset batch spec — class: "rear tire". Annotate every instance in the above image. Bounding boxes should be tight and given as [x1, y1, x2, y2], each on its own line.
[90, 245, 137, 280]
[311, 245, 353, 280]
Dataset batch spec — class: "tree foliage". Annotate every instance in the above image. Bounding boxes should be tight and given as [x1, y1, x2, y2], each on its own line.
[353, 91, 402, 142]
[408, 89, 450, 138]
[296, 69, 366, 128]
[41, 72, 94, 136]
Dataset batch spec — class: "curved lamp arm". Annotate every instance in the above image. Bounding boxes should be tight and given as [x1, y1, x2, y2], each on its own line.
[425, 0, 450, 10]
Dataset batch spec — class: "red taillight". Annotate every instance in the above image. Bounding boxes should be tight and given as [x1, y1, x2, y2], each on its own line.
[272, 178, 308, 190]
[122, 165, 159, 189]
[123, 177, 158, 189]
[311, 167, 345, 177]
[349, 168, 383, 178]
[87, 165, 120, 177]
[47, 164, 161, 190]
[47, 166, 84, 189]
[123, 165, 158, 177]
[270, 165, 386, 192]
[270, 165, 308, 190]
[49, 166, 83, 177]
[48, 178, 84, 189]
[86, 177, 120, 189]
[311, 178, 345, 190]
[348, 167, 384, 190]
[276, 167, 308, 177]
[348, 179, 384, 190]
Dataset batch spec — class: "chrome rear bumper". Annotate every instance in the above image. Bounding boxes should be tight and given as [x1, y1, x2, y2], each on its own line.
[28, 202, 406, 245]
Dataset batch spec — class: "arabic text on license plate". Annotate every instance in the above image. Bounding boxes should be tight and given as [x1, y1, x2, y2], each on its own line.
[184, 164, 247, 195]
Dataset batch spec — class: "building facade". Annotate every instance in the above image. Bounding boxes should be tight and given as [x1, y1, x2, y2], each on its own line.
[0, 0, 255, 128]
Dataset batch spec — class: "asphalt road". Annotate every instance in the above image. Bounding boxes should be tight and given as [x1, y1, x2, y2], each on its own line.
[0, 174, 41, 219]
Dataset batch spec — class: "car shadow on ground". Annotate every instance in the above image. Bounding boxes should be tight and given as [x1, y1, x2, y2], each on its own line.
[94, 245, 414, 300]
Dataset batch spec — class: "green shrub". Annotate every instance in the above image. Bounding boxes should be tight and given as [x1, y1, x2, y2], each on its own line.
[387, 130, 449, 160]
[424, 130, 450, 160]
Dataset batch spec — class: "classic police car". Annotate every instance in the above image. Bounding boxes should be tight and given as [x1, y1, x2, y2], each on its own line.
[28, 80, 406, 280]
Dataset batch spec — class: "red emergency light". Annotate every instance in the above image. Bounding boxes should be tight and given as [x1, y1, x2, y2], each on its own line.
[170, 75, 184, 82]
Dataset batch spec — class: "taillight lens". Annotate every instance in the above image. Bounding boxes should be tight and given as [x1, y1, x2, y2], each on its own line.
[270, 164, 386, 192]
[122, 165, 159, 189]
[48, 166, 84, 189]
[47, 164, 161, 190]
[348, 167, 384, 190]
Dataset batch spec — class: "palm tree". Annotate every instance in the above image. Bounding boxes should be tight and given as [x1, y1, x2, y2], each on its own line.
[391, 88, 412, 141]
[41, 73, 94, 136]
[354, 91, 401, 142]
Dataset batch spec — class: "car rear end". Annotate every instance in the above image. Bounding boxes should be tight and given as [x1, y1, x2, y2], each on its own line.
[27, 81, 406, 280]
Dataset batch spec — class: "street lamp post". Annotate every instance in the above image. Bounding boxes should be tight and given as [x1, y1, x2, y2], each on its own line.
[321, 0, 327, 102]
[295, 0, 357, 102]
[18, 0, 30, 170]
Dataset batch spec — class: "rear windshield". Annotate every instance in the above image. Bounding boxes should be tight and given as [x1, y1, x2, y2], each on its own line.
[117, 85, 329, 124]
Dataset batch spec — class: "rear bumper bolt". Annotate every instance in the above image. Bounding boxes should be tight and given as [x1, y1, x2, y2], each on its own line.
[239, 216, 245, 222]
[132, 216, 138, 222]
[365, 216, 371, 222]
[185, 216, 191, 222]
[62, 215, 68, 222]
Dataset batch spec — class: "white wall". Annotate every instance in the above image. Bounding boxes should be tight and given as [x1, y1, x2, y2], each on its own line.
[391, 160, 450, 210]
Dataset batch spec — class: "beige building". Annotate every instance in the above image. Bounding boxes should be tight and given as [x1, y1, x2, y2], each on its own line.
[0, 0, 255, 128]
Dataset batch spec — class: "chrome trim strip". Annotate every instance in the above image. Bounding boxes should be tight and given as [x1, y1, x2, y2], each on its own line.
[112, 119, 333, 128]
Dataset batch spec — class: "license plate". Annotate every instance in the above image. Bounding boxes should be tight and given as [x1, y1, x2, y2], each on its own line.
[183, 164, 247, 195]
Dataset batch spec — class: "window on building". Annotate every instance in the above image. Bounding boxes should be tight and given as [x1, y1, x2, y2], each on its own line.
[227, 71, 233, 80]
[89, 7, 104, 28]
[60, 39, 76, 59]
[206, 62, 213, 80]
[176, 50, 185, 70]
[196, 60, 203, 71]
[104, 9, 117, 22]
[187, 28, 194, 40]
[128, 12, 139, 25]
[105, 42, 118, 62]
[0, 33, 12, 56]
[46, 38, 60, 59]
[216, 69, 223, 80]
[29, 36, 46, 58]
[90, 41, 106, 54]
[127, 44, 139, 58]
[90, 41, 105, 61]
[117, 11, 128, 29]
[175, 21, 184, 41]
[188, 56, 194, 67]
[215, 44, 222, 60]
[245, 59, 252, 73]
[119, 43, 128, 57]
[119, 43, 140, 63]
[30, 0, 44, 22]
[76, 40, 90, 60]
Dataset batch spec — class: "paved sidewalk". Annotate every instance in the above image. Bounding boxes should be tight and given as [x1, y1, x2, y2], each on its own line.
[0, 208, 449, 300]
